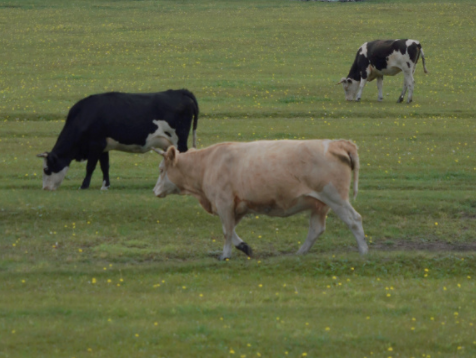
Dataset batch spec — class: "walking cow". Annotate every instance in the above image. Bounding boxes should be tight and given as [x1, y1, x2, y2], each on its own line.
[338, 39, 428, 103]
[152, 139, 368, 260]
[37, 89, 199, 190]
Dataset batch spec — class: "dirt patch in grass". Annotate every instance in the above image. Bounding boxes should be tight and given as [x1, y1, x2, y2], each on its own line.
[371, 240, 476, 252]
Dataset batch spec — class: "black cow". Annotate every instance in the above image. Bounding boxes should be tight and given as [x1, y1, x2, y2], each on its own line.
[338, 39, 428, 103]
[37, 89, 199, 190]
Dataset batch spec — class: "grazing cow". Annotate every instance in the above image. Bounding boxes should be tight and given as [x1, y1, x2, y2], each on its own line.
[37, 89, 199, 191]
[338, 39, 428, 103]
[153, 140, 368, 260]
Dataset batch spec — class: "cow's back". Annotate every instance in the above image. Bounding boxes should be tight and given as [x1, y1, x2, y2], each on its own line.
[61, 91, 195, 146]
[199, 140, 354, 205]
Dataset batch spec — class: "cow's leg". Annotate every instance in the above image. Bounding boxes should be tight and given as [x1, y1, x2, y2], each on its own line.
[317, 185, 368, 254]
[81, 142, 106, 190]
[405, 72, 415, 103]
[377, 76, 384, 101]
[296, 207, 329, 254]
[331, 202, 368, 255]
[220, 223, 236, 261]
[232, 230, 252, 257]
[219, 213, 252, 260]
[231, 213, 252, 256]
[80, 153, 100, 189]
[217, 206, 238, 260]
[355, 78, 367, 102]
[99, 152, 110, 190]
[397, 76, 408, 103]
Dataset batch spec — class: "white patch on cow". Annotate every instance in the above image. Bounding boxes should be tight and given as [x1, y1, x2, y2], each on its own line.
[101, 180, 109, 191]
[149, 119, 179, 148]
[370, 64, 402, 77]
[153, 160, 179, 198]
[377, 50, 413, 78]
[360, 42, 368, 57]
[406, 39, 417, 48]
[105, 120, 178, 153]
[42, 165, 69, 191]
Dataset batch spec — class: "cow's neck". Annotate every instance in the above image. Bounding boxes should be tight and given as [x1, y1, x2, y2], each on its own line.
[52, 123, 84, 162]
[174, 154, 206, 197]
[347, 62, 361, 81]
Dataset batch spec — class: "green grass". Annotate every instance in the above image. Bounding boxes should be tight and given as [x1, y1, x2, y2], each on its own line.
[1, 0, 476, 357]
[2, 257, 476, 357]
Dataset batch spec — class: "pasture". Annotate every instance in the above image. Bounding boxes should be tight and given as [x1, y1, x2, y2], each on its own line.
[1, 0, 476, 357]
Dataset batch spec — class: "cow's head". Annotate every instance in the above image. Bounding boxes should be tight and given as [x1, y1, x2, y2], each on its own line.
[338, 77, 360, 101]
[152, 146, 181, 198]
[36, 152, 69, 191]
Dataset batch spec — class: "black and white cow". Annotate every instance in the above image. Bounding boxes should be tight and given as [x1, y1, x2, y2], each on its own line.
[338, 39, 428, 103]
[37, 89, 199, 191]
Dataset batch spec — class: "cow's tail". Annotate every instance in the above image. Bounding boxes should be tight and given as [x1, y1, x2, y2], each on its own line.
[418, 43, 428, 74]
[182, 89, 199, 148]
[343, 140, 360, 200]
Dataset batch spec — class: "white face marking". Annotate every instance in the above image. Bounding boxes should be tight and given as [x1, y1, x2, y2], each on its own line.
[42, 162, 69, 191]
[405, 39, 417, 48]
[153, 160, 179, 198]
[342, 79, 360, 101]
[104, 120, 178, 153]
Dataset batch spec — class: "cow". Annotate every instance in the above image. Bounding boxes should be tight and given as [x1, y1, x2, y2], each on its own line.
[338, 39, 428, 103]
[37, 89, 199, 191]
[152, 139, 368, 260]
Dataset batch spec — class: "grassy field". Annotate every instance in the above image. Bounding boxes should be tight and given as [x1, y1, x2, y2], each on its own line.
[1, 0, 476, 357]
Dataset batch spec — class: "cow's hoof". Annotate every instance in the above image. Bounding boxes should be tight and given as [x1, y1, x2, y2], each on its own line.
[236, 242, 252, 257]
[355, 98, 361, 102]
[100, 181, 110, 191]
[79, 186, 89, 190]
[359, 244, 369, 255]
[218, 255, 231, 261]
[378, 97, 383, 102]
[407, 99, 413, 104]
[397, 97, 404, 103]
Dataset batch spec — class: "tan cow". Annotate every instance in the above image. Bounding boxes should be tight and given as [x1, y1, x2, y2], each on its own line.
[153, 140, 368, 260]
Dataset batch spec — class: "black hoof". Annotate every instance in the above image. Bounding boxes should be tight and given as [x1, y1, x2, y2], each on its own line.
[236, 242, 253, 257]
[397, 96, 404, 103]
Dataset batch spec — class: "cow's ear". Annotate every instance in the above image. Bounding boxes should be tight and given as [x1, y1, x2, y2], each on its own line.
[337, 77, 347, 85]
[346, 78, 353, 84]
[166, 146, 179, 167]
